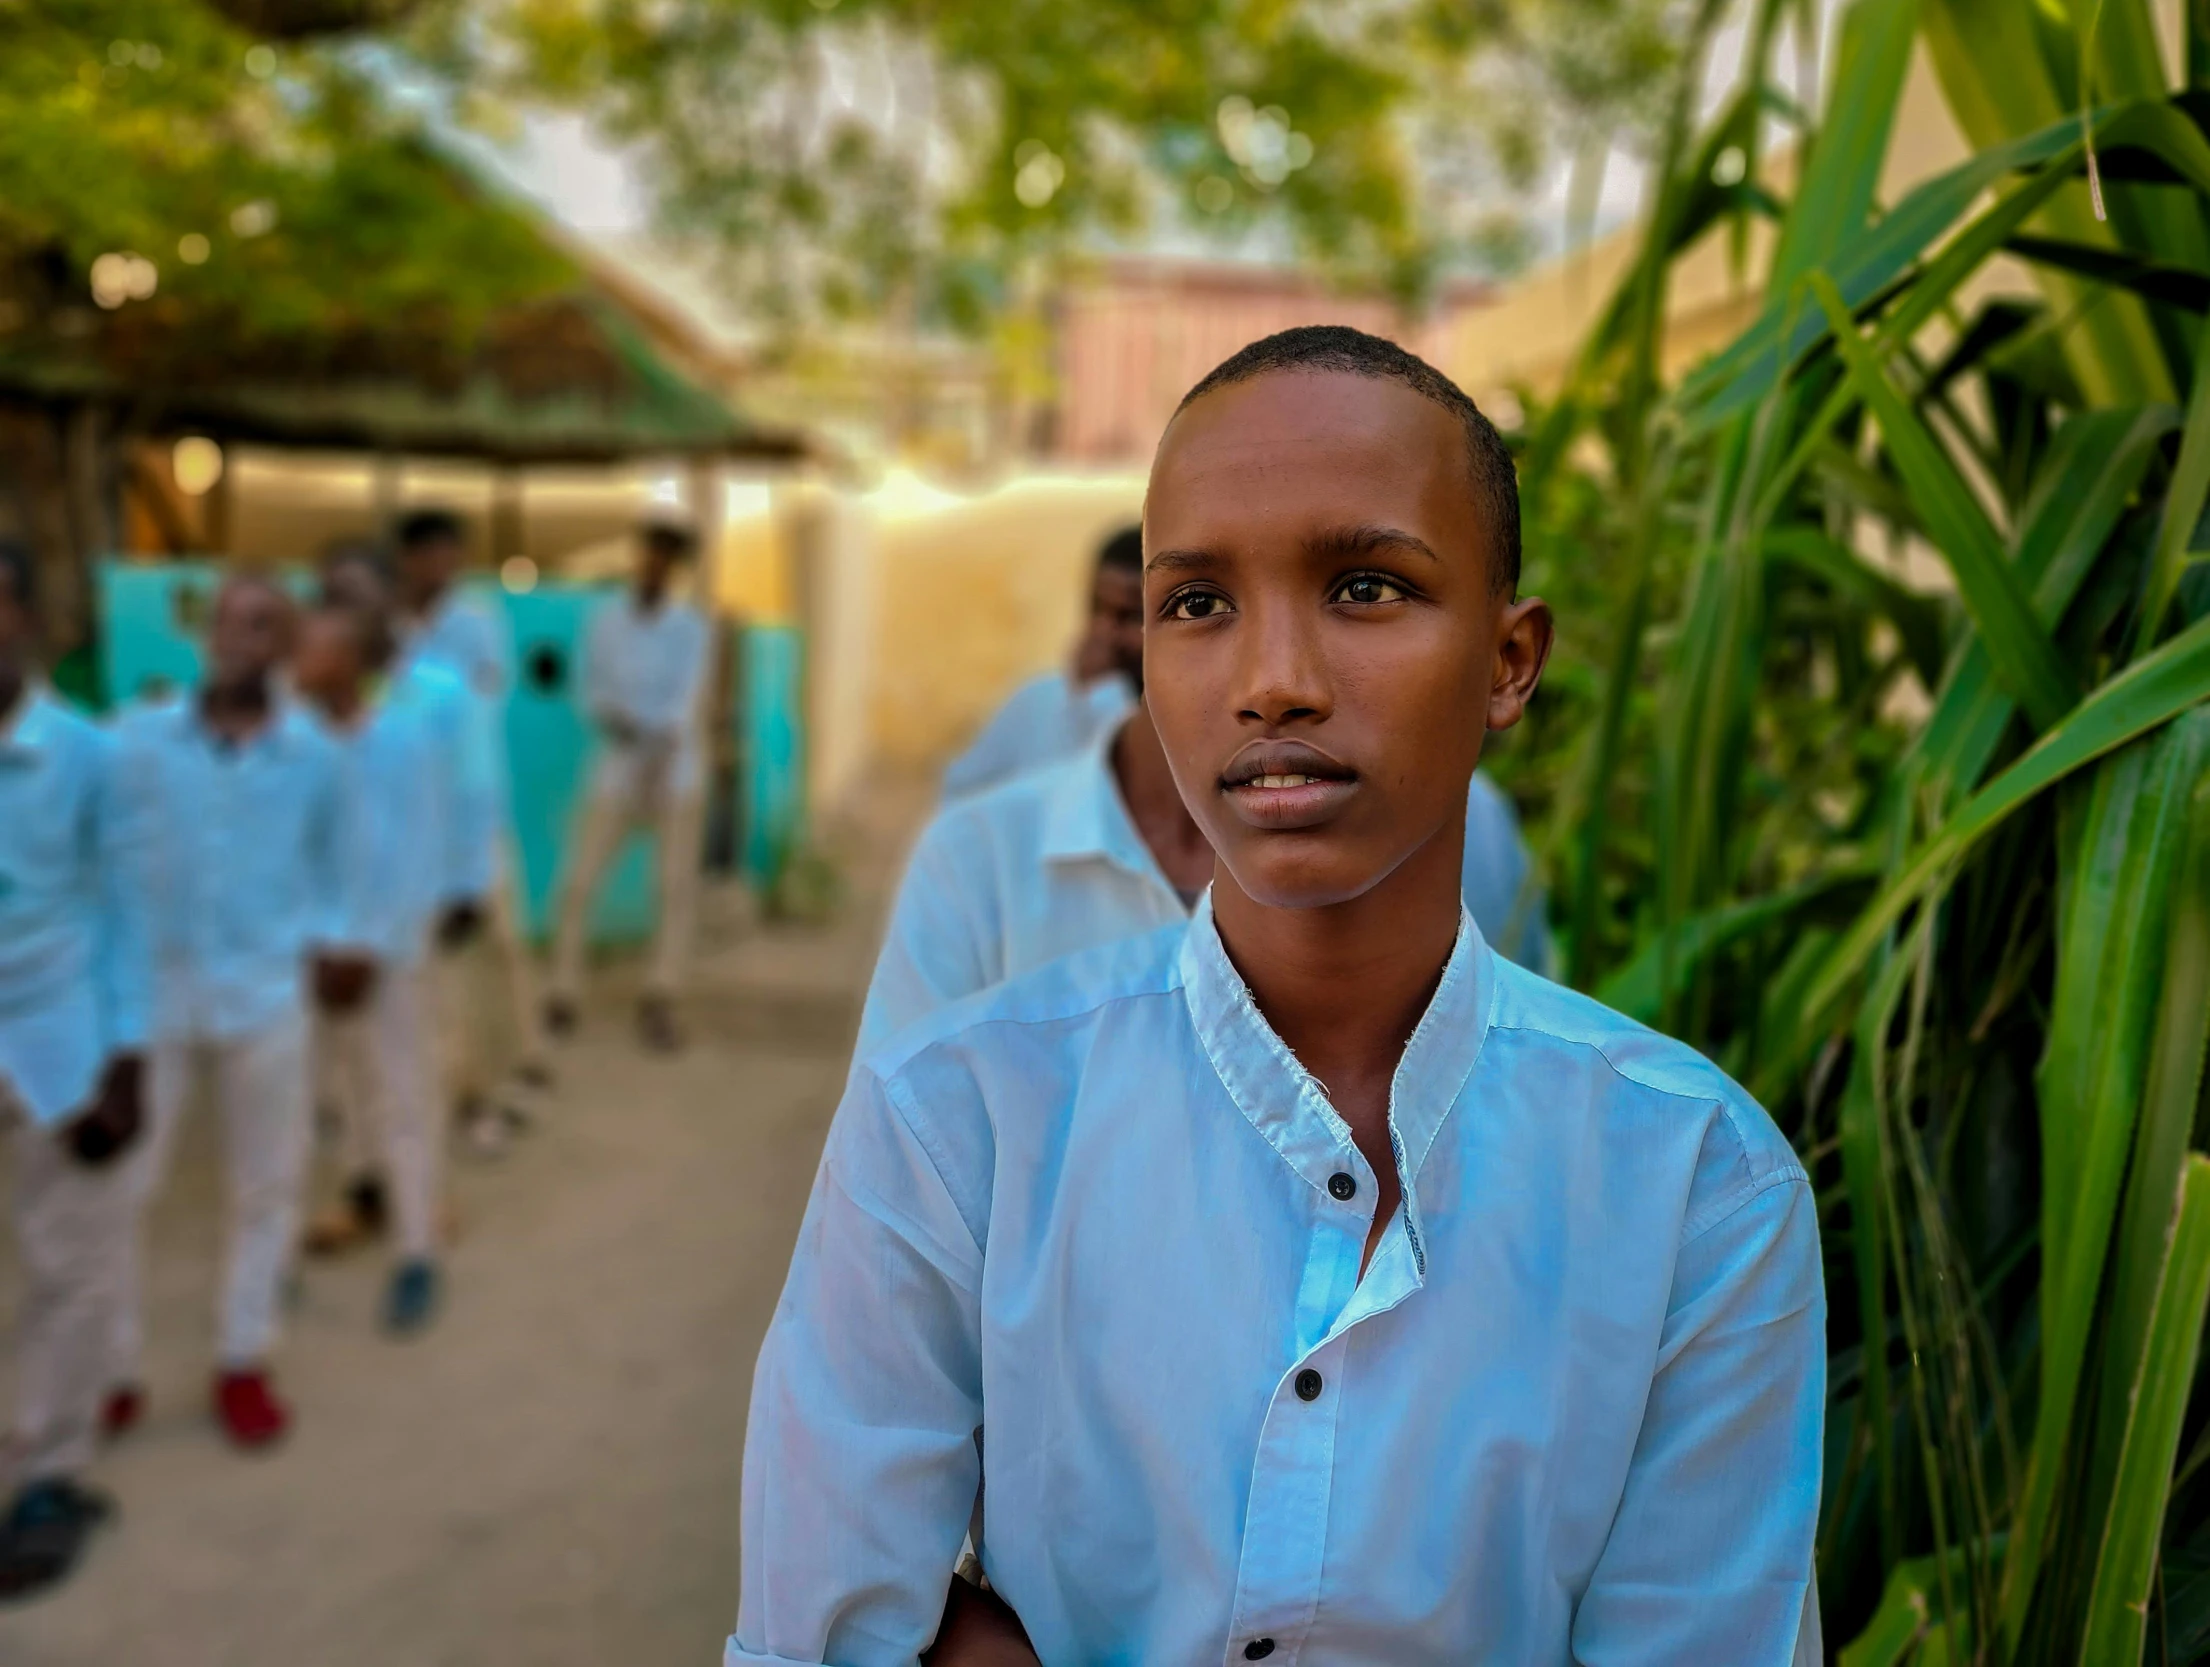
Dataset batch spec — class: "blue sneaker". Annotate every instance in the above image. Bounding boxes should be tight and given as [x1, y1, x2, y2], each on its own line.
[383, 1259, 441, 1337]
[0, 1479, 113, 1602]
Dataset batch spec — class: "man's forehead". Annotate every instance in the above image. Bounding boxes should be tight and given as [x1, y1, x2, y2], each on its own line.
[1148, 370, 1473, 542]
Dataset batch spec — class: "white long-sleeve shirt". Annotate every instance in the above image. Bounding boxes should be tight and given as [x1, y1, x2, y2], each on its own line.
[737, 899, 1825, 1664]
[0, 687, 146, 1125]
[111, 697, 356, 1042]
[580, 590, 712, 799]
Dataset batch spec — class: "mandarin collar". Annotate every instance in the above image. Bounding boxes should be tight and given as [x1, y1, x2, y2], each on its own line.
[1178, 890, 1497, 1274]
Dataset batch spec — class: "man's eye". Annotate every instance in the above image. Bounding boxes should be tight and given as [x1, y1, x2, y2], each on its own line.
[1168, 591, 1231, 621]
[1334, 574, 1406, 605]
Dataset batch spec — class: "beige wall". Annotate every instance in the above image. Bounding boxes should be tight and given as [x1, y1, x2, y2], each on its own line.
[799, 468, 1145, 806]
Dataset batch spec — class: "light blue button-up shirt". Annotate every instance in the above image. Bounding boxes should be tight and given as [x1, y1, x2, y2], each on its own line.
[324, 660, 495, 968]
[404, 586, 515, 819]
[859, 730, 1554, 1053]
[737, 899, 1824, 1666]
[112, 697, 355, 1042]
[581, 592, 713, 797]
[0, 687, 147, 1126]
[940, 668, 1134, 800]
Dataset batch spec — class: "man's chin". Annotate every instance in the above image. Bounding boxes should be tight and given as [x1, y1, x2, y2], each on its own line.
[1215, 840, 1394, 913]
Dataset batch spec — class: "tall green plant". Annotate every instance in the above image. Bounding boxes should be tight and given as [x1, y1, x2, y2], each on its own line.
[1507, 0, 2210, 1657]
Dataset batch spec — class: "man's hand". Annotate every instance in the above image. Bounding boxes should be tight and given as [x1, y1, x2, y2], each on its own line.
[437, 899, 486, 950]
[313, 952, 380, 1015]
[923, 1578, 1040, 1667]
[63, 1052, 144, 1168]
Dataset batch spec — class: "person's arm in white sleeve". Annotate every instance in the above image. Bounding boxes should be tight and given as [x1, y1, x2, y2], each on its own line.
[90, 724, 150, 1057]
[732, 1061, 987, 1666]
[1571, 1137, 1825, 1665]
[853, 817, 1001, 1056]
[580, 601, 626, 738]
[437, 683, 498, 905]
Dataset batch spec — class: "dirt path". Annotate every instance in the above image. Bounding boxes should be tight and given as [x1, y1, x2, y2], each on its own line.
[0, 902, 875, 1667]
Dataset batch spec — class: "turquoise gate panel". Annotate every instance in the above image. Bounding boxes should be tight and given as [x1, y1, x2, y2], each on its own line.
[489, 583, 656, 945]
[737, 623, 806, 890]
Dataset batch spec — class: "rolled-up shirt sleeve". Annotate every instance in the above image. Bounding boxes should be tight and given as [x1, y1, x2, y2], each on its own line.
[1572, 1159, 1825, 1666]
[733, 1063, 986, 1667]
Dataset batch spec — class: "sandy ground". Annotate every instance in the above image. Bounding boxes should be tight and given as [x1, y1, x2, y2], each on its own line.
[0, 886, 884, 1667]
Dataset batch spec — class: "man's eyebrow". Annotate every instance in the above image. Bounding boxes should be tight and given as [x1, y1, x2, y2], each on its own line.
[1308, 524, 1442, 564]
[1144, 548, 1218, 575]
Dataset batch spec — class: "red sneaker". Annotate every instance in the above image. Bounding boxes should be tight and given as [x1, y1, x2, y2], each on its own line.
[212, 1368, 290, 1451]
[100, 1384, 144, 1440]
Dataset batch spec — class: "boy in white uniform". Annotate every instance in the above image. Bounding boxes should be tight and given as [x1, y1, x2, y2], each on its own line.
[737, 328, 1823, 1665]
[546, 518, 712, 1051]
[293, 571, 491, 1334]
[108, 578, 357, 1450]
[392, 510, 548, 1149]
[0, 544, 147, 1600]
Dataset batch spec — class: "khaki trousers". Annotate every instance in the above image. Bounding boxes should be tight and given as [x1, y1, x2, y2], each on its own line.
[5, 1081, 131, 1488]
[550, 772, 705, 1004]
[313, 962, 440, 1261]
[436, 838, 547, 1108]
[113, 1011, 310, 1376]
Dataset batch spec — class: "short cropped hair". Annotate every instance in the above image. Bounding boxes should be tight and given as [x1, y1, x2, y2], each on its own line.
[0, 542, 34, 615]
[643, 520, 699, 561]
[1096, 525, 1143, 574]
[395, 508, 466, 549]
[1174, 325, 1522, 595]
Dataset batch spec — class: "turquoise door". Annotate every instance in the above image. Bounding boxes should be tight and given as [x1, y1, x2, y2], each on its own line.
[494, 583, 658, 944]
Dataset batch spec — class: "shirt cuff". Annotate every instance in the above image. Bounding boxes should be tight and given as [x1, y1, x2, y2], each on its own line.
[722, 1641, 828, 1666]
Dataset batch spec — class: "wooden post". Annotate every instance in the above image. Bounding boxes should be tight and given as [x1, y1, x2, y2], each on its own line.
[492, 465, 525, 564]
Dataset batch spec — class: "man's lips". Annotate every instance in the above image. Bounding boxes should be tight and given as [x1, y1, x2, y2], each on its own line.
[1218, 741, 1359, 830]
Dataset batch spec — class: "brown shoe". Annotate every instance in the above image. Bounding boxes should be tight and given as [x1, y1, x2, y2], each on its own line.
[637, 995, 683, 1053]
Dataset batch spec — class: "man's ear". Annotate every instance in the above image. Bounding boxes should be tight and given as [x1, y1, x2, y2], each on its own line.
[1485, 596, 1554, 733]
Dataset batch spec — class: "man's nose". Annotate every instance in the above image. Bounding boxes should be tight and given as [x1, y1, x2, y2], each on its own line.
[1233, 597, 1330, 727]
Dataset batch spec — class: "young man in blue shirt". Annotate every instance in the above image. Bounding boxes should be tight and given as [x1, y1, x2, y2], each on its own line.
[0, 544, 147, 1600]
[108, 577, 357, 1450]
[735, 326, 1824, 1665]
[293, 568, 492, 1335]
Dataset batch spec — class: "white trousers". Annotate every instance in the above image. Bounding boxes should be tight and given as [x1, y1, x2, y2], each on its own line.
[438, 837, 547, 1105]
[551, 771, 705, 1003]
[5, 1082, 131, 1487]
[113, 1011, 310, 1376]
[313, 963, 440, 1261]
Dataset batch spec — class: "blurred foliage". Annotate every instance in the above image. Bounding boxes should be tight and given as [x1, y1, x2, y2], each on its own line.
[1486, 0, 2210, 1659]
[0, 1, 570, 381]
[420, 0, 1696, 333]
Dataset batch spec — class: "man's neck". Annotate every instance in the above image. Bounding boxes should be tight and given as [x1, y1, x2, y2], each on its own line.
[634, 583, 666, 613]
[0, 663, 25, 732]
[200, 677, 272, 743]
[1110, 704, 1215, 896]
[1211, 831, 1463, 1133]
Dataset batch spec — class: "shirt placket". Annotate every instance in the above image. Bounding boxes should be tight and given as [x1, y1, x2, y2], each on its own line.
[1219, 1104, 1411, 1665]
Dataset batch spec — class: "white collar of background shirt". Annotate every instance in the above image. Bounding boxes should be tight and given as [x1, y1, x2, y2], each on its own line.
[0, 680, 55, 760]
[1037, 718, 1179, 894]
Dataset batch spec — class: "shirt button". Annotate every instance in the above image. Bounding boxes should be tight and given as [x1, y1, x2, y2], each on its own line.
[1327, 1171, 1356, 1201]
[1244, 1641, 1276, 1660]
[1294, 1368, 1323, 1401]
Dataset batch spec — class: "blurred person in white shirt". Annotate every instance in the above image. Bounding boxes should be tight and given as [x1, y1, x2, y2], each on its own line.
[393, 510, 550, 1151]
[938, 527, 1142, 800]
[0, 543, 147, 1602]
[106, 577, 356, 1452]
[294, 556, 494, 1334]
[546, 517, 712, 1052]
